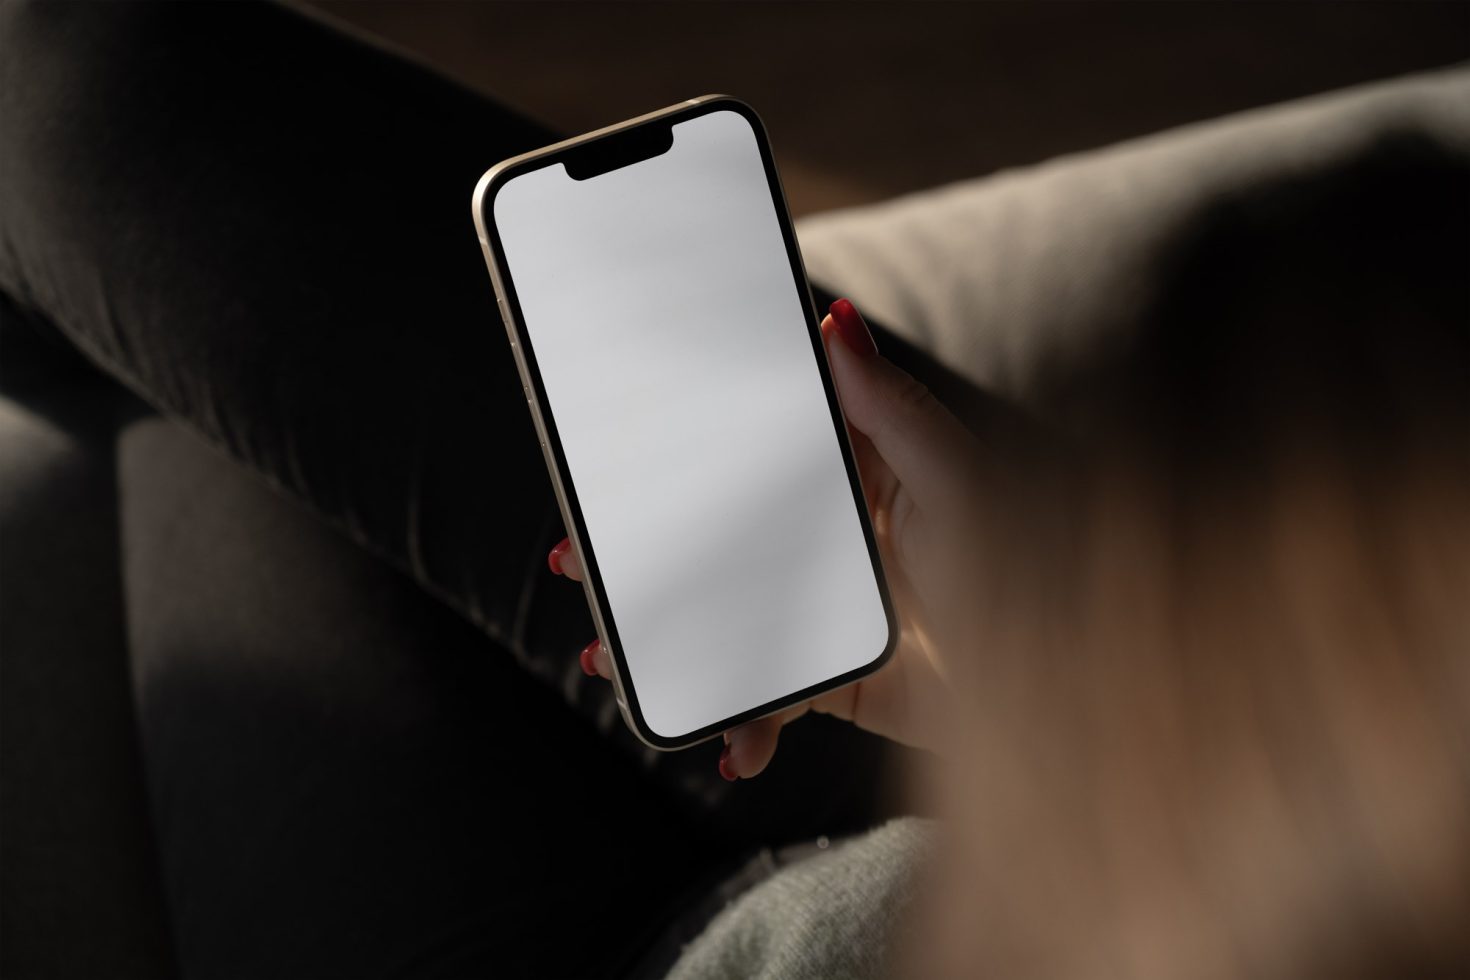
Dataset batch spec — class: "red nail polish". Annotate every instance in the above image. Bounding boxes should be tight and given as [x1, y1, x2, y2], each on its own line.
[828, 298, 877, 359]
[718, 745, 738, 782]
[548, 537, 570, 575]
[578, 640, 600, 677]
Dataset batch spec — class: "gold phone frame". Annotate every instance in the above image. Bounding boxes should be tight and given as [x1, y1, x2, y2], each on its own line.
[471, 96, 897, 750]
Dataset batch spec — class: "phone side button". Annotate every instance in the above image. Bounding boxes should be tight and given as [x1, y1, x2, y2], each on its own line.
[530, 405, 550, 446]
[610, 669, 629, 709]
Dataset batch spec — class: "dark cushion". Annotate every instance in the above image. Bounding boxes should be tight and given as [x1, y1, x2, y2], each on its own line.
[0, 311, 174, 980]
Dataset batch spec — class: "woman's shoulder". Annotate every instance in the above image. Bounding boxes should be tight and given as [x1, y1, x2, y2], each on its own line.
[665, 818, 936, 980]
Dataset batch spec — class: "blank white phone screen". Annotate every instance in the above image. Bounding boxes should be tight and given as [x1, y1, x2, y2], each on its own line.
[493, 108, 889, 740]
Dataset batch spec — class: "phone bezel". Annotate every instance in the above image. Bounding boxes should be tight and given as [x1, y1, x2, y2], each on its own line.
[472, 96, 898, 750]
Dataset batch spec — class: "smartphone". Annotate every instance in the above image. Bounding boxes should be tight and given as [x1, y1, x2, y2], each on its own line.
[472, 96, 896, 749]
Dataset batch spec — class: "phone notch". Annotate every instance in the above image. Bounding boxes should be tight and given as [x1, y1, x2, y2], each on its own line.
[563, 122, 674, 181]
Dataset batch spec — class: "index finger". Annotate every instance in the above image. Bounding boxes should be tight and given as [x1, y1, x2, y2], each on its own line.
[822, 305, 981, 516]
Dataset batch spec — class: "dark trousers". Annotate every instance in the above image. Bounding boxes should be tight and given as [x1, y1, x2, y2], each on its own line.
[0, 3, 934, 977]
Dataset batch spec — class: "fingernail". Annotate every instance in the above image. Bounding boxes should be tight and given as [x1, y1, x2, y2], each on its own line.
[828, 298, 877, 358]
[548, 537, 570, 575]
[578, 640, 600, 677]
[718, 745, 738, 782]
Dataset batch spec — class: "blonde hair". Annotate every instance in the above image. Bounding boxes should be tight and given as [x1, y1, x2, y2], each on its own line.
[917, 138, 1470, 978]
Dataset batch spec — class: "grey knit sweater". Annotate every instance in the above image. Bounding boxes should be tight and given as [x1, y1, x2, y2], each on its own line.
[663, 818, 934, 980]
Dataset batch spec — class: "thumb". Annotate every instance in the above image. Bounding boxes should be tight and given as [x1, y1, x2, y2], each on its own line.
[823, 299, 979, 514]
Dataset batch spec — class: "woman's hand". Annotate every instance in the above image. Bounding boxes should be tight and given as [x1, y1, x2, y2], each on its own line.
[550, 298, 991, 780]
